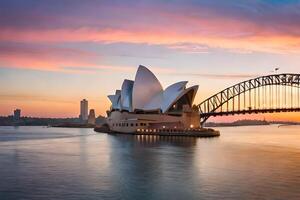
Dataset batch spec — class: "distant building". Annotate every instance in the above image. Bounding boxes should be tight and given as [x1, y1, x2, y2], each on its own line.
[80, 99, 88, 121]
[13, 109, 21, 120]
[88, 109, 96, 125]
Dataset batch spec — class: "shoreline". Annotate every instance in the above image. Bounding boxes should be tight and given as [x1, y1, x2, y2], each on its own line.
[51, 124, 95, 128]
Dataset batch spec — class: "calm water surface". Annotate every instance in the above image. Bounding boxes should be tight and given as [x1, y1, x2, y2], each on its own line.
[0, 125, 300, 200]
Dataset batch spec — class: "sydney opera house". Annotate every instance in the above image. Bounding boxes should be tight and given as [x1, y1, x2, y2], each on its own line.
[106, 65, 201, 133]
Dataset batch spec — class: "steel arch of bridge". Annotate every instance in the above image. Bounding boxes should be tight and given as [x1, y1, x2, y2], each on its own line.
[197, 73, 300, 125]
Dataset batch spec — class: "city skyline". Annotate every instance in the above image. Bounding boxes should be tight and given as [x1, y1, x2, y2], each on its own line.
[1, 0, 300, 122]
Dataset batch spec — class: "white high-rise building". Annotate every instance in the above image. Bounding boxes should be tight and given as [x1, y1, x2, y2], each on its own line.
[80, 99, 88, 121]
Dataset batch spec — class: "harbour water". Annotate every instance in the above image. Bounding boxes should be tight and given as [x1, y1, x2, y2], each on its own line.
[0, 125, 300, 200]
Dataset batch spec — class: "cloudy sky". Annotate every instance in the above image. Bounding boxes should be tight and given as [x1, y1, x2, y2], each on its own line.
[1, 0, 300, 121]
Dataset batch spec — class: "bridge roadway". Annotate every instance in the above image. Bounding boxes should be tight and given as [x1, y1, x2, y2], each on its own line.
[200, 108, 300, 118]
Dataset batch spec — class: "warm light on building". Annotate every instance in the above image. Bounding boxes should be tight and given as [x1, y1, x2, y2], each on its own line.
[80, 99, 88, 121]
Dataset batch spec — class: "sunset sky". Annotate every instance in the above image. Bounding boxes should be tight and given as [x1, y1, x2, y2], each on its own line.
[1, 0, 300, 121]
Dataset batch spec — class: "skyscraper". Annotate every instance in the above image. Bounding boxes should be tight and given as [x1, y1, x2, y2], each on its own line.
[13, 109, 21, 121]
[80, 99, 88, 121]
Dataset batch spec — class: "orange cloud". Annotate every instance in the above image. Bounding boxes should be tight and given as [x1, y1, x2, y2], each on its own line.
[0, 44, 140, 73]
[0, 44, 96, 71]
[0, 43, 182, 74]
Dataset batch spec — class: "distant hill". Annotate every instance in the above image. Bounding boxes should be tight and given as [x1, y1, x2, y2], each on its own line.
[205, 119, 270, 127]
[0, 115, 107, 126]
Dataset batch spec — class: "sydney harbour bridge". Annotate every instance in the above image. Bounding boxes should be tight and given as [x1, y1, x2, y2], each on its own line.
[197, 74, 300, 125]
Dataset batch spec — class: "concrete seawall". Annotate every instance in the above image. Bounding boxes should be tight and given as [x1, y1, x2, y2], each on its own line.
[94, 126, 220, 137]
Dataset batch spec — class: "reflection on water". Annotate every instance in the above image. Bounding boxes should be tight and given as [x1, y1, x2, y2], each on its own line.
[115, 134, 198, 146]
[0, 125, 300, 200]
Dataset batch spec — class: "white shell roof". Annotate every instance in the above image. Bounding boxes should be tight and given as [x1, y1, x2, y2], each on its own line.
[163, 85, 198, 112]
[108, 65, 198, 113]
[132, 65, 163, 110]
[108, 90, 121, 110]
[143, 92, 163, 111]
[161, 81, 188, 113]
[107, 95, 117, 107]
[120, 79, 134, 111]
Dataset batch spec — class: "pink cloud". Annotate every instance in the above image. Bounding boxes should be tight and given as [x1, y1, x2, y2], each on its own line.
[0, 44, 139, 73]
[0, 44, 96, 70]
[2, 2, 300, 54]
[1, 19, 300, 54]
